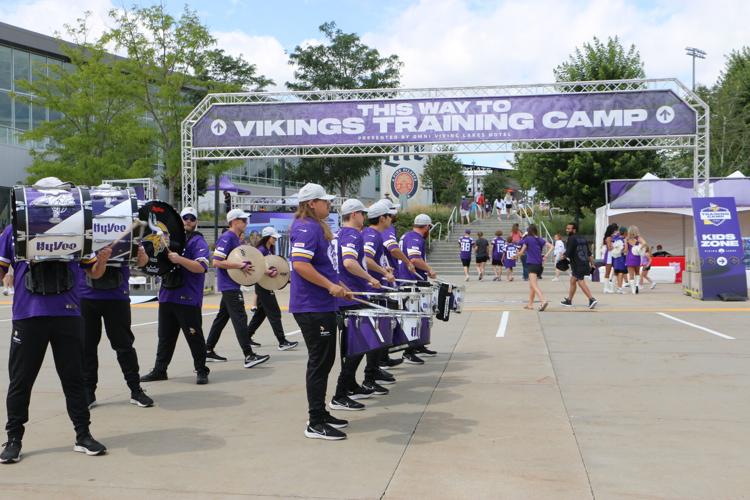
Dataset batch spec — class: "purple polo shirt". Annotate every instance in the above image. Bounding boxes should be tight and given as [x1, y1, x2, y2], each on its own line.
[380, 226, 399, 270]
[213, 229, 242, 292]
[334, 226, 368, 307]
[520, 236, 547, 265]
[458, 236, 474, 259]
[0, 225, 96, 320]
[289, 217, 338, 313]
[159, 232, 210, 307]
[77, 264, 130, 301]
[397, 230, 427, 280]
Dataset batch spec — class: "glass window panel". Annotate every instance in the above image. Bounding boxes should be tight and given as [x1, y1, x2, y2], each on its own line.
[31, 53, 47, 83]
[49, 109, 63, 122]
[32, 100, 46, 129]
[13, 50, 30, 89]
[0, 46, 11, 90]
[0, 92, 11, 129]
[14, 98, 30, 131]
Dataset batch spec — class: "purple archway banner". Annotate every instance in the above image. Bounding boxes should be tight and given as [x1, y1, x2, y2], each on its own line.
[193, 90, 696, 148]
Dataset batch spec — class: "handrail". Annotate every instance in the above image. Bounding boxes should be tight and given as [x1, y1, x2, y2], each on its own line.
[427, 222, 442, 250]
[445, 205, 458, 241]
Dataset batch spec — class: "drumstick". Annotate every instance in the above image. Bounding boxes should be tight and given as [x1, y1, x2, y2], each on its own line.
[350, 297, 391, 311]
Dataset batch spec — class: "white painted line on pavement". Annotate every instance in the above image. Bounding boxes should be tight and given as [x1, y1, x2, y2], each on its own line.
[132, 311, 218, 328]
[657, 312, 735, 340]
[496, 311, 509, 338]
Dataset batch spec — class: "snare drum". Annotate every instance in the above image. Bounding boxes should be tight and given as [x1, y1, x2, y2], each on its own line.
[90, 186, 139, 261]
[12, 185, 92, 261]
[344, 309, 395, 357]
[391, 310, 432, 348]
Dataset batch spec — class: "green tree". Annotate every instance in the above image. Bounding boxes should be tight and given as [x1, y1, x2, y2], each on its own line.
[105, 5, 272, 204]
[421, 152, 467, 204]
[514, 36, 662, 220]
[286, 22, 402, 196]
[480, 169, 509, 202]
[710, 47, 750, 176]
[17, 16, 155, 184]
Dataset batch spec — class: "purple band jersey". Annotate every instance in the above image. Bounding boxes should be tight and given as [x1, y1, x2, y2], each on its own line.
[333, 226, 368, 307]
[362, 226, 386, 282]
[520, 236, 547, 265]
[397, 230, 427, 280]
[77, 264, 130, 301]
[159, 232, 210, 307]
[491, 237, 506, 260]
[213, 230, 242, 292]
[0, 225, 96, 320]
[458, 236, 474, 260]
[289, 217, 338, 313]
[380, 226, 399, 270]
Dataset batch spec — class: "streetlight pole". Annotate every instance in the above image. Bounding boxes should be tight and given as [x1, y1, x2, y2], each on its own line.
[685, 47, 706, 91]
[471, 161, 476, 198]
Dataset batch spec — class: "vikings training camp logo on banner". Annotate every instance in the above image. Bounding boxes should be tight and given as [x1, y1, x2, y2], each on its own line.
[699, 203, 732, 226]
[391, 167, 419, 199]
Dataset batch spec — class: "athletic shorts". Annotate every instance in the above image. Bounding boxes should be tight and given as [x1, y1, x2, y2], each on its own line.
[614, 268, 627, 275]
[460, 209, 469, 217]
[643, 265, 651, 271]
[527, 264, 543, 276]
[571, 266, 591, 281]
[476, 256, 488, 264]
[492, 259, 502, 266]
[461, 258, 471, 267]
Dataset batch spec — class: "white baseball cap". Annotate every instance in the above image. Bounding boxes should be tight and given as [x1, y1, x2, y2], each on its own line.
[340, 198, 367, 216]
[367, 200, 390, 219]
[180, 207, 198, 218]
[297, 183, 335, 203]
[380, 198, 400, 215]
[226, 208, 250, 222]
[414, 213, 432, 226]
[261, 226, 281, 238]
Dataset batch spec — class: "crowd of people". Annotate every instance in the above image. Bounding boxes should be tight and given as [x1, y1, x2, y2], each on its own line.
[460, 190, 521, 224]
[600, 223, 657, 294]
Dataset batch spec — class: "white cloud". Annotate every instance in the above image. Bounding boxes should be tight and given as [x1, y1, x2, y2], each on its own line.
[4, 0, 115, 42]
[214, 31, 293, 90]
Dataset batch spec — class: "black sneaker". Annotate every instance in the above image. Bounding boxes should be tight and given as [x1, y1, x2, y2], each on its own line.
[249, 338, 261, 347]
[244, 353, 270, 368]
[362, 381, 389, 396]
[329, 396, 365, 411]
[378, 356, 404, 368]
[347, 384, 374, 400]
[0, 439, 21, 464]
[304, 423, 346, 440]
[560, 297, 573, 307]
[416, 346, 437, 357]
[206, 350, 227, 362]
[278, 340, 299, 351]
[402, 352, 425, 365]
[588, 298, 599, 310]
[375, 369, 396, 385]
[140, 370, 168, 382]
[130, 389, 154, 408]
[196, 372, 209, 385]
[73, 434, 107, 456]
[308, 414, 349, 429]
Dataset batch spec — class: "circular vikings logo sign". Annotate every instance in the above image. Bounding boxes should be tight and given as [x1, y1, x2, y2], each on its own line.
[391, 168, 419, 199]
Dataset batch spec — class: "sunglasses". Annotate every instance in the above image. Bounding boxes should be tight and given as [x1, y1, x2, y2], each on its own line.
[182, 215, 197, 221]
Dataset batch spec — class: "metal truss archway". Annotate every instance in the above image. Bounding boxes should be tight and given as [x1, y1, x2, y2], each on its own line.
[181, 78, 708, 208]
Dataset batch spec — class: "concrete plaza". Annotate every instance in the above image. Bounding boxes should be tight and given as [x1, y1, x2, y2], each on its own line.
[1, 278, 749, 499]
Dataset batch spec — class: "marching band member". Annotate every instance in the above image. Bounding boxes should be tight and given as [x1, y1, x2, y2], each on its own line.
[205, 209, 270, 368]
[246, 226, 299, 351]
[79, 238, 152, 409]
[397, 214, 438, 364]
[0, 177, 107, 463]
[289, 183, 350, 441]
[140, 207, 212, 385]
[331, 199, 385, 411]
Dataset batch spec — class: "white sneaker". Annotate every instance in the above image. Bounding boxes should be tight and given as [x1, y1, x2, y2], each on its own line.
[650, 282, 656, 290]
[551, 277, 559, 282]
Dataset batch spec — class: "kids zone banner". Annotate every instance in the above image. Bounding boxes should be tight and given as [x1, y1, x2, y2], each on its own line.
[691, 197, 748, 300]
[193, 91, 697, 148]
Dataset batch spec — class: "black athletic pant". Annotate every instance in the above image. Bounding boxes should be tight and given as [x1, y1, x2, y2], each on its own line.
[6, 316, 90, 440]
[247, 285, 285, 344]
[206, 290, 254, 356]
[293, 311, 337, 425]
[334, 305, 382, 398]
[155, 302, 209, 375]
[81, 299, 141, 394]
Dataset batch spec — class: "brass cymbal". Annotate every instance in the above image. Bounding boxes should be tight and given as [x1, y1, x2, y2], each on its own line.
[258, 254, 291, 290]
[226, 244, 266, 286]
